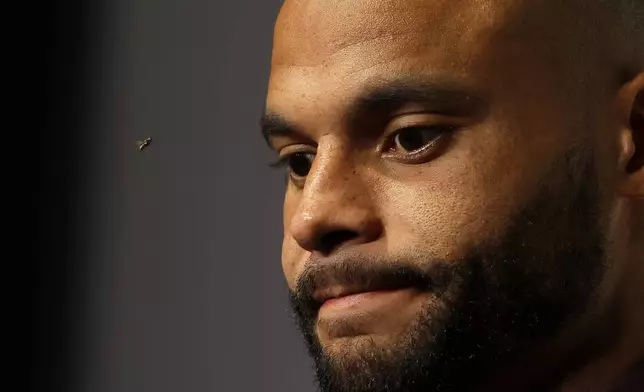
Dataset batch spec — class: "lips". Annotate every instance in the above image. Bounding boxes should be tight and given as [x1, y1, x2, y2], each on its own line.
[313, 281, 413, 304]
[297, 252, 435, 309]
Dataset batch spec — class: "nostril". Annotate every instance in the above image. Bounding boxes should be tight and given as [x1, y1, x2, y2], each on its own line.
[317, 230, 359, 255]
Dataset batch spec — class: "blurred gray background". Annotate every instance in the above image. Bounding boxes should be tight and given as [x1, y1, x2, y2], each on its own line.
[78, 1, 315, 391]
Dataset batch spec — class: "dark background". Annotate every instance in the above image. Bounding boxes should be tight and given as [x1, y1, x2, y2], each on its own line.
[35, 1, 316, 391]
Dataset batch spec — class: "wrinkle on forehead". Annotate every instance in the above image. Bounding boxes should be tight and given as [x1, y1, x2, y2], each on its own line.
[273, 0, 513, 69]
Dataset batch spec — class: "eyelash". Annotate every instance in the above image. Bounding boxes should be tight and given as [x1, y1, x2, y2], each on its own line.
[268, 155, 296, 169]
[267, 124, 458, 172]
[268, 153, 311, 186]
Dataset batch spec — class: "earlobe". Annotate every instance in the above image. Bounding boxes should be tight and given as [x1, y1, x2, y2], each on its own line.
[618, 72, 644, 199]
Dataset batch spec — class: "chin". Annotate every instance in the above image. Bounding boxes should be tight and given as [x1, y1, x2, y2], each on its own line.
[316, 309, 435, 362]
[322, 334, 382, 359]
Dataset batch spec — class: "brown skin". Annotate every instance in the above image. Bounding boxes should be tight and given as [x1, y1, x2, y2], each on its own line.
[263, 0, 644, 390]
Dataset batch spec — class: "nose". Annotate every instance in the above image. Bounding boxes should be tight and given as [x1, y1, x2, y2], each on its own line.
[287, 154, 384, 255]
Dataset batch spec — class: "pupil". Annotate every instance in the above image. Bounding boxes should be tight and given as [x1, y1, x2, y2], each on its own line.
[398, 129, 428, 151]
[289, 153, 312, 176]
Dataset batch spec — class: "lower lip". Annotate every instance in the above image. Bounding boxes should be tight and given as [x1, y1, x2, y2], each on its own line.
[320, 289, 412, 311]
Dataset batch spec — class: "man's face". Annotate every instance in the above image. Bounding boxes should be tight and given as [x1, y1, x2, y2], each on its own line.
[264, 0, 623, 391]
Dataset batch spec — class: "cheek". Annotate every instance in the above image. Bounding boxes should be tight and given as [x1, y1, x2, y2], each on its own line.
[281, 236, 301, 290]
[379, 129, 558, 259]
[380, 176, 509, 261]
[281, 195, 303, 290]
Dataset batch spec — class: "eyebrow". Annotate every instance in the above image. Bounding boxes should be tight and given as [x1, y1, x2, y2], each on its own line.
[260, 76, 486, 147]
[260, 112, 302, 147]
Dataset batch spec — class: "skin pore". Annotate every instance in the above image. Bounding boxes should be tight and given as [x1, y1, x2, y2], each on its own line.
[262, 0, 644, 391]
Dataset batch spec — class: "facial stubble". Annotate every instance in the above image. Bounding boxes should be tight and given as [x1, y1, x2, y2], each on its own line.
[288, 149, 607, 392]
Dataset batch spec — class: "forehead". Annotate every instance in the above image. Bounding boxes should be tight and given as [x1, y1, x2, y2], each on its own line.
[267, 0, 578, 121]
[272, 0, 511, 65]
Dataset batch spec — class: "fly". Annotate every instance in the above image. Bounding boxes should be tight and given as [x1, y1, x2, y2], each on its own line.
[137, 137, 152, 151]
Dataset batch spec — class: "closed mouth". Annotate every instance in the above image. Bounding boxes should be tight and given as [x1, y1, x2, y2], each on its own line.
[313, 282, 413, 304]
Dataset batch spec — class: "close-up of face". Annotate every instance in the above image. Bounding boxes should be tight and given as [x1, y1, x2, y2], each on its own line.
[262, 0, 644, 391]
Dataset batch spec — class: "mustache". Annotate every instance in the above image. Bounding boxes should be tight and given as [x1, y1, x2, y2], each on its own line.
[292, 251, 459, 308]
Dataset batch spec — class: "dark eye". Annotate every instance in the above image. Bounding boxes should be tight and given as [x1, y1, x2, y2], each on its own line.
[286, 152, 315, 177]
[392, 125, 454, 153]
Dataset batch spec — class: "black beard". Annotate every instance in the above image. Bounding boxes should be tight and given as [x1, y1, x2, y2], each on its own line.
[287, 149, 607, 392]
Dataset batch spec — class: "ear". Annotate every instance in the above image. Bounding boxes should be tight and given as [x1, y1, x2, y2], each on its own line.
[616, 72, 644, 199]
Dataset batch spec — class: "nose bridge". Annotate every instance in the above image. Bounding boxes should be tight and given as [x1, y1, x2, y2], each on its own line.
[288, 141, 382, 253]
[301, 142, 369, 221]
[307, 144, 359, 204]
